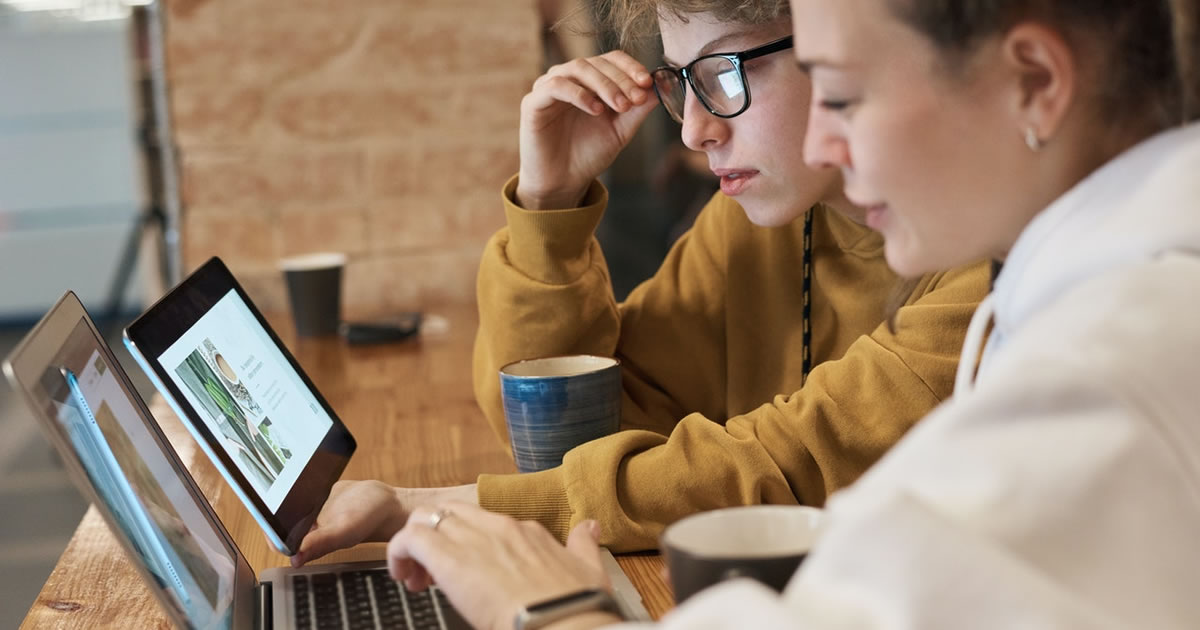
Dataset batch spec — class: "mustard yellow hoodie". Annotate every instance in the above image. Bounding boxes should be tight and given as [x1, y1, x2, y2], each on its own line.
[473, 175, 989, 551]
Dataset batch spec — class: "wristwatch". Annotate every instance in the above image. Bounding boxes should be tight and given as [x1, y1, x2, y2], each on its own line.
[513, 588, 624, 630]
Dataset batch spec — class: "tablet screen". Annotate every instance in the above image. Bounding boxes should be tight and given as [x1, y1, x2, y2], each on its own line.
[155, 289, 334, 512]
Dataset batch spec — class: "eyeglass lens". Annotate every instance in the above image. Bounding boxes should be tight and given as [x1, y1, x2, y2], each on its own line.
[653, 56, 745, 123]
[695, 57, 743, 113]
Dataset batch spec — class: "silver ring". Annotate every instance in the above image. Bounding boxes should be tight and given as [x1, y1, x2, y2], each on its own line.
[427, 508, 451, 531]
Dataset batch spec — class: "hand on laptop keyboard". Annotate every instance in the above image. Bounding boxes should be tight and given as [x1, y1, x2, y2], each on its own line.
[385, 502, 620, 630]
[290, 481, 477, 568]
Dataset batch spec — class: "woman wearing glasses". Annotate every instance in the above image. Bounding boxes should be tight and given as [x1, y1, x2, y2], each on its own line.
[465, 0, 992, 541]
[291, 0, 988, 563]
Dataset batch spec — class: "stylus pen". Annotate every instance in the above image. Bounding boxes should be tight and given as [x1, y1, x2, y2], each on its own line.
[61, 367, 191, 605]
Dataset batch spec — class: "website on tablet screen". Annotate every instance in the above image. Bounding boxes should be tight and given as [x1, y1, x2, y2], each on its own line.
[157, 290, 333, 511]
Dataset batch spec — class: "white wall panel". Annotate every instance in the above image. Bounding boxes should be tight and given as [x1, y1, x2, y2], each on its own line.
[0, 13, 146, 319]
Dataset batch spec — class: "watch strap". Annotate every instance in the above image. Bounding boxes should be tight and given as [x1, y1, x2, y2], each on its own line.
[513, 588, 623, 630]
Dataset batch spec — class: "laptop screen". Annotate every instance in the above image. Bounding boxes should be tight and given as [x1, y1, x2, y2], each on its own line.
[154, 289, 334, 512]
[49, 317, 236, 628]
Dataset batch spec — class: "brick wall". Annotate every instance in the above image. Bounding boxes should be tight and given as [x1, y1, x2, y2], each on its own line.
[165, 0, 540, 317]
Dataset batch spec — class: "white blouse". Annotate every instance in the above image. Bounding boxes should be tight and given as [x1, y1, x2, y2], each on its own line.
[615, 122, 1200, 629]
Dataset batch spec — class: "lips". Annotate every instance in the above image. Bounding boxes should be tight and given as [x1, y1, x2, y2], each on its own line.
[713, 168, 759, 196]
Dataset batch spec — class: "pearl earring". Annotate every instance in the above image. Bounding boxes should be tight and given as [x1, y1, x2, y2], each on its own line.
[1024, 126, 1044, 152]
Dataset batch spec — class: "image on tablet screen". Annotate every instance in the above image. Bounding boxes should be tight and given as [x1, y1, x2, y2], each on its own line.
[173, 340, 290, 489]
[157, 290, 332, 511]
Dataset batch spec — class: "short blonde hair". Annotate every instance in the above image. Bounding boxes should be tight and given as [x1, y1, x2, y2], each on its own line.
[596, 0, 790, 48]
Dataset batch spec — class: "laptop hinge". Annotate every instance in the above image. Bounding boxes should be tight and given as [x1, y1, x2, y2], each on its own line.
[257, 581, 273, 630]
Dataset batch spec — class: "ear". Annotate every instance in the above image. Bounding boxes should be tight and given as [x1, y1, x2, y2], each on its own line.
[999, 23, 1077, 143]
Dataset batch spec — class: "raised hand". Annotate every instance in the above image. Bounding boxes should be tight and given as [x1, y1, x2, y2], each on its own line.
[516, 50, 660, 210]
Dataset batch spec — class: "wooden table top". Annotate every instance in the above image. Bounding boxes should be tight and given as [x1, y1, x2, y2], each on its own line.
[20, 304, 671, 628]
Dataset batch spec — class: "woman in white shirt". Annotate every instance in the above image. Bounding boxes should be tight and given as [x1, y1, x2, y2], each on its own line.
[376, 1, 1200, 628]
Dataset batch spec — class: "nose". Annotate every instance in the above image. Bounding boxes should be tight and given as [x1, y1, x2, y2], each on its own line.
[679, 90, 730, 152]
[803, 105, 852, 171]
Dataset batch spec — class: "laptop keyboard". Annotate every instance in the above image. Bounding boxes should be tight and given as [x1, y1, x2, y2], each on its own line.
[291, 568, 457, 629]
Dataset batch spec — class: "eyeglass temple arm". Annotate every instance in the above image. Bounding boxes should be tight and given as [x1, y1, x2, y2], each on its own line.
[738, 35, 795, 62]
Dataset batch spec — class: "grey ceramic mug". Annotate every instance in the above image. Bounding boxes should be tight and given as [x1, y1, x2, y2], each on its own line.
[661, 505, 824, 604]
[499, 355, 621, 473]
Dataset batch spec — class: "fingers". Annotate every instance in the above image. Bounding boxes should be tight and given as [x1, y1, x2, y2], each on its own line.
[387, 503, 608, 630]
[386, 508, 455, 585]
[598, 49, 654, 88]
[610, 95, 660, 140]
[568, 59, 633, 111]
[392, 555, 434, 592]
[387, 503, 498, 583]
[525, 75, 605, 117]
[583, 55, 650, 111]
[565, 520, 603, 568]
[528, 52, 654, 117]
[565, 520, 611, 588]
[294, 515, 366, 567]
[293, 527, 335, 568]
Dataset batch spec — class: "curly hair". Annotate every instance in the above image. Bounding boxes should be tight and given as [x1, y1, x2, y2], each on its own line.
[596, 0, 790, 47]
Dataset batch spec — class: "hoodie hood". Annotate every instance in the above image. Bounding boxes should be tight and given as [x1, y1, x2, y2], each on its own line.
[988, 121, 1200, 354]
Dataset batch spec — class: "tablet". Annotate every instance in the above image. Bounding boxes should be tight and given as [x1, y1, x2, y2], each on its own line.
[125, 257, 356, 555]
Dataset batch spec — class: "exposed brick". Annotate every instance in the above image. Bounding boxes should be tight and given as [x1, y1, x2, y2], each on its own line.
[166, 11, 364, 85]
[261, 150, 367, 205]
[351, 7, 540, 80]
[343, 246, 479, 313]
[278, 206, 370, 257]
[365, 199, 453, 254]
[181, 149, 366, 208]
[365, 192, 503, 254]
[227, 0, 501, 10]
[166, 0, 220, 24]
[271, 79, 526, 142]
[416, 247, 484, 305]
[182, 209, 280, 270]
[270, 86, 393, 142]
[180, 154, 264, 210]
[369, 142, 517, 199]
[171, 85, 266, 148]
[451, 191, 508, 241]
[344, 255, 421, 314]
[170, 0, 540, 312]
[231, 268, 289, 315]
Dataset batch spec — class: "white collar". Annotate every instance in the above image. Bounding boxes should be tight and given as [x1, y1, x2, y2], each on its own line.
[991, 123, 1200, 347]
[958, 122, 1200, 392]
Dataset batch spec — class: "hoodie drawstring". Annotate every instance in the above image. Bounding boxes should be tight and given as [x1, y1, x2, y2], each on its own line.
[955, 293, 995, 396]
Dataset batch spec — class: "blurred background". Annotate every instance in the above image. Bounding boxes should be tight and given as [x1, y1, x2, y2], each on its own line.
[0, 0, 714, 624]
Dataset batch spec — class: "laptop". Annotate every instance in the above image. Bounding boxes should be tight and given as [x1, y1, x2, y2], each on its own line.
[4, 292, 649, 629]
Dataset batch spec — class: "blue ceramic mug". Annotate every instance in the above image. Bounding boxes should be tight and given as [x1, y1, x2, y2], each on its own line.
[499, 355, 621, 473]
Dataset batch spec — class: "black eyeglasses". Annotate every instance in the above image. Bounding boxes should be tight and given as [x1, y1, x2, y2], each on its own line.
[651, 35, 794, 124]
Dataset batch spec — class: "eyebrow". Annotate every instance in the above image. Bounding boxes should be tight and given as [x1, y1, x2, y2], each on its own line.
[793, 58, 846, 74]
[661, 28, 771, 67]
